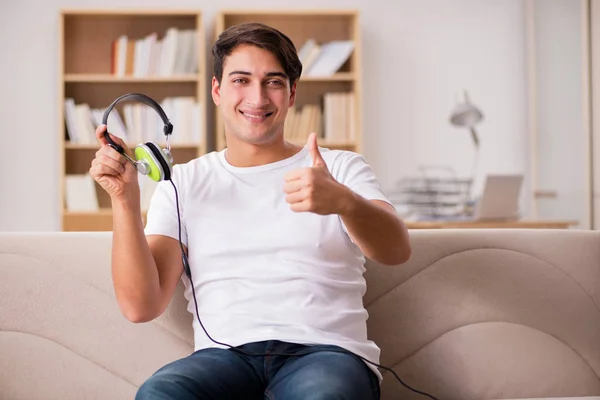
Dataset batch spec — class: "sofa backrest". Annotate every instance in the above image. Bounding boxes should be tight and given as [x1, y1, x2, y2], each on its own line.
[1, 229, 599, 400]
[364, 229, 600, 399]
[0, 232, 193, 400]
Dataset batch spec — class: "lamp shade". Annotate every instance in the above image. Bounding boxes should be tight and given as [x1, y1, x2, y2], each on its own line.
[450, 91, 483, 128]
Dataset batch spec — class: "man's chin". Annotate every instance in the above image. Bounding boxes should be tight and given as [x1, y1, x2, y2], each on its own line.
[238, 130, 280, 145]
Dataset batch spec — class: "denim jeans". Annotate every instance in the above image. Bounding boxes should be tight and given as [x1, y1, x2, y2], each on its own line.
[135, 340, 380, 400]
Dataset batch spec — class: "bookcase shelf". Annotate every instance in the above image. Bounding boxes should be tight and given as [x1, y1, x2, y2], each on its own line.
[63, 209, 149, 232]
[59, 9, 206, 232]
[299, 73, 355, 82]
[65, 143, 201, 150]
[213, 10, 363, 153]
[64, 74, 199, 83]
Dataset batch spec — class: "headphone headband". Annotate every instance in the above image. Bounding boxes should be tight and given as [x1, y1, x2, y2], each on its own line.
[102, 92, 173, 153]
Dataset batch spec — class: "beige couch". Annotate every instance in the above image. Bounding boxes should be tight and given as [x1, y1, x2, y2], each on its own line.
[1, 229, 599, 400]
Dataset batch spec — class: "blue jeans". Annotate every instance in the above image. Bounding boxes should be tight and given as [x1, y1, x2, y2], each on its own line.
[136, 340, 380, 399]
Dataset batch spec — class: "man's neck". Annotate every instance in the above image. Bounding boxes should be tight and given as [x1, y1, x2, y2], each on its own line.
[224, 135, 303, 167]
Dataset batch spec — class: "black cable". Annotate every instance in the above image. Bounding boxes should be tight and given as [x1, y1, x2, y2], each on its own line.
[169, 179, 439, 400]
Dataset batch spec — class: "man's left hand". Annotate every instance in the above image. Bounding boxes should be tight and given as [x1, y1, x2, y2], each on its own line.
[283, 132, 354, 215]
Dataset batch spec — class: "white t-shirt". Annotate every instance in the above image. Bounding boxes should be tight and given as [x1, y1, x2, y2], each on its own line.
[144, 145, 393, 380]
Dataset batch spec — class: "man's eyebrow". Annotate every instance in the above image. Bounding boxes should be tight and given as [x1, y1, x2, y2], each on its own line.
[228, 70, 288, 78]
[228, 70, 251, 76]
[266, 72, 288, 78]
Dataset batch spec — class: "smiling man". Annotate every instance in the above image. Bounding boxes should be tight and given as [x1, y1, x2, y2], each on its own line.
[90, 22, 411, 400]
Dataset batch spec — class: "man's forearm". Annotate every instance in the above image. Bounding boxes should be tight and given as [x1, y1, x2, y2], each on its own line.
[339, 188, 411, 266]
[111, 199, 161, 321]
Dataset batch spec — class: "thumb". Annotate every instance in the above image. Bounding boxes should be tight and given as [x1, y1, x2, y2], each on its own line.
[96, 125, 133, 157]
[307, 132, 325, 167]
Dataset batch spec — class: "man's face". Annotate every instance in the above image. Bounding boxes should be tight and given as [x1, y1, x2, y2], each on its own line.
[212, 44, 296, 145]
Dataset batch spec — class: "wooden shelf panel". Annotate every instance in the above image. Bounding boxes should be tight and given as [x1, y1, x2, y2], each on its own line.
[221, 13, 356, 41]
[293, 81, 354, 108]
[59, 73, 357, 84]
[218, 9, 358, 16]
[63, 209, 148, 232]
[65, 147, 201, 175]
[61, 9, 203, 16]
[64, 81, 198, 109]
[65, 143, 201, 149]
[64, 74, 199, 83]
[298, 73, 355, 82]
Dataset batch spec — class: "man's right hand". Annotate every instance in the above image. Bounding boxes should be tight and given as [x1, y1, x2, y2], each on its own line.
[89, 125, 139, 201]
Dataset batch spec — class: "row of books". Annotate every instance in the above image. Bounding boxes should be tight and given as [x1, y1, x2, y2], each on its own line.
[64, 97, 202, 146]
[297, 39, 355, 77]
[111, 28, 198, 77]
[109, 32, 352, 78]
[284, 92, 356, 142]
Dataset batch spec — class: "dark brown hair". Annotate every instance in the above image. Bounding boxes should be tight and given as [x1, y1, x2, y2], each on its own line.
[212, 22, 302, 86]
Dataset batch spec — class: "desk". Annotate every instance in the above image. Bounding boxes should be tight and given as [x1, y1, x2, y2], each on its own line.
[405, 220, 578, 229]
[496, 398, 600, 400]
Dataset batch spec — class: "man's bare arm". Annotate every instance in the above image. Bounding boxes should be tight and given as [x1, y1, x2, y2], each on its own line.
[111, 200, 184, 323]
[339, 192, 411, 266]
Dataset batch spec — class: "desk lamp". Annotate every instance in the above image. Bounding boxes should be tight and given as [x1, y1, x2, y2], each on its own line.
[450, 90, 483, 148]
[449, 90, 484, 215]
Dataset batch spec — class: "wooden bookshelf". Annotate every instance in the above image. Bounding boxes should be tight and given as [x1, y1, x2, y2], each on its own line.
[59, 9, 206, 231]
[213, 10, 363, 153]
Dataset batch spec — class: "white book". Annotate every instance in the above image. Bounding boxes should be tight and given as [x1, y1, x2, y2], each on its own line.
[159, 27, 179, 76]
[74, 104, 96, 145]
[298, 38, 317, 64]
[64, 98, 79, 143]
[91, 108, 129, 142]
[116, 35, 128, 77]
[305, 40, 354, 76]
[65, 175, 99, 212]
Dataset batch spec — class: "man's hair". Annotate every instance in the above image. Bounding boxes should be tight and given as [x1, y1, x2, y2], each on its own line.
[212, 22, 302, 86]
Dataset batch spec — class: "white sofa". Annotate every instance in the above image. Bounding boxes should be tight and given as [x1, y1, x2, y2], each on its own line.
[1, 229, 599, 400]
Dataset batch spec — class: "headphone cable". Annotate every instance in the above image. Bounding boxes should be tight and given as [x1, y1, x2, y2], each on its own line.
[169, 179, 439, 400]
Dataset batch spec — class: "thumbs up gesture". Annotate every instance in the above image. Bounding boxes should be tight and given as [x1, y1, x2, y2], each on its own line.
[283, 132, 352, 215]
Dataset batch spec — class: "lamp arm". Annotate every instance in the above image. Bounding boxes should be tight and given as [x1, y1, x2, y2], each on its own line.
[470, 127, 480, 148]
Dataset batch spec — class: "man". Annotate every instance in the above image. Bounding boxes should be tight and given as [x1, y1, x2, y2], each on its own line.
[90, 22, 411, 400]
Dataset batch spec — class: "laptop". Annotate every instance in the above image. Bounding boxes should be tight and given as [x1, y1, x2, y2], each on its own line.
[467, 174, 524, 221]
[413, 174, 524, 222]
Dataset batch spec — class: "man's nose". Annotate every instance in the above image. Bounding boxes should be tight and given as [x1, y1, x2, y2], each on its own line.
[245, 83, 270, 107]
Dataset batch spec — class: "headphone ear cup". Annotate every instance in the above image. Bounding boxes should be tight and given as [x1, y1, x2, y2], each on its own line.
[135, 142, 173, 182]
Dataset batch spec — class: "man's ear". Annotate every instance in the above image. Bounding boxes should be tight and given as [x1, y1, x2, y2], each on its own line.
[211, 76, 221, 106]
[288, 81, 297, 108]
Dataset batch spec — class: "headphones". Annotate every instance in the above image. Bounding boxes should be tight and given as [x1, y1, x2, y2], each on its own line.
[103, 92, 190, 278]
[102, 92, 174, 182]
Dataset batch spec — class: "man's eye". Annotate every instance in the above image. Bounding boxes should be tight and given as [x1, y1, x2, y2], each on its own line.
[267, 80, 283, 86]
[233, 78, 247, 84]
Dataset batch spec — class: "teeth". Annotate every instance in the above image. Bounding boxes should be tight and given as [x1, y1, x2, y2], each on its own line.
[242, 111, 270, 119]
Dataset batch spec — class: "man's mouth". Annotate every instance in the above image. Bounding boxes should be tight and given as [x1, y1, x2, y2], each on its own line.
[239, 110, 274, 121]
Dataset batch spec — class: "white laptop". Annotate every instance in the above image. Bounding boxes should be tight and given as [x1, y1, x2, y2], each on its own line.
[411, 174, 524, 222]
[470, 174, 524, 221]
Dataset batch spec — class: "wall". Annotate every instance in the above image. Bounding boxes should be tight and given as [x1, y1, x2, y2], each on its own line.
[528, 0, 591, 229]
[0, 0, 528, 231]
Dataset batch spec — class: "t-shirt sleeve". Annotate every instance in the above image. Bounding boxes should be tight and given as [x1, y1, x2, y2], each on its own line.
[331, 151, 397, 239]
[333, 152, 393, 206]
[143, 166, 188, 247]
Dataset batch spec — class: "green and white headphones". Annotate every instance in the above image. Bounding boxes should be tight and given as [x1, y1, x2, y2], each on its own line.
[102, 93, 174, 182]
